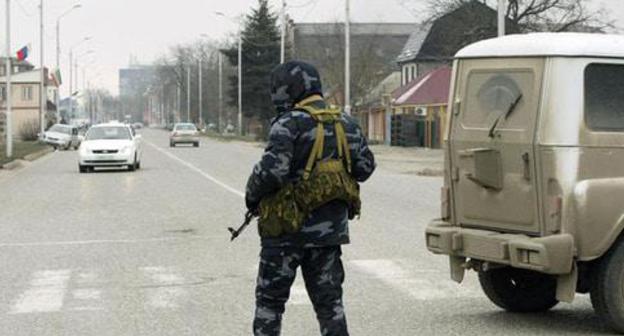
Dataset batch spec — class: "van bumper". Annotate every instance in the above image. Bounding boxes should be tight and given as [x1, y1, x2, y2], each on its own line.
[425, 220, 575, 275]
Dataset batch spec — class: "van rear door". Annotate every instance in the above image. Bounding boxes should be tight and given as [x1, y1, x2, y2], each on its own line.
[450, 58, 544, 234]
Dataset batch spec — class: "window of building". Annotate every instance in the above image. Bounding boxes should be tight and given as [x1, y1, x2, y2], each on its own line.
[403, 66, 408, 86]
[585, 63, 624, 131]
[22, 86, 33, 101]
[0, 86, 5, 101]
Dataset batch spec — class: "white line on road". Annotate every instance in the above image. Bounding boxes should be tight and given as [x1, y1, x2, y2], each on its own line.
[10, 269, 71, 314]
[144, 140, 245, 198]
[0, 236, 221, 248]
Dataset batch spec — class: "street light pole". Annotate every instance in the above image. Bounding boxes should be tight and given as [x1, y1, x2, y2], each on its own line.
[39, 0, 45, 136]
[344, 0, 351, 115]
[498, 0, 506, 37]
[214, 11, 243, 135]
[56, 4, 81, 123]
[187, 65, 191, 123]
[5, 0, 12, 158]
[218, 52, 223, 133]
[198, 57, 203, 128]
[68, 49, 73, 120]
[280, 0, 286, 63]
[237, 29, 242, 135]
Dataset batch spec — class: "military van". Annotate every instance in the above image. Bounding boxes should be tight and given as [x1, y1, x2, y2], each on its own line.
[425, 33, 624, 333]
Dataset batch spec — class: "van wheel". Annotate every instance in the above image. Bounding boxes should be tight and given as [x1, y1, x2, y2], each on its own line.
[590, 239, 624, 333]
[79, 165, 89, 173]
[478, 267, 558, 313]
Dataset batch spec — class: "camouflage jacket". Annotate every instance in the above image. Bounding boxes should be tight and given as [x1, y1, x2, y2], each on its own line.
[245, 100, 376, 247]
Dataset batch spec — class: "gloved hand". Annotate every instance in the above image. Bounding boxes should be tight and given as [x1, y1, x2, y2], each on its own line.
[245, 196, 260, 216]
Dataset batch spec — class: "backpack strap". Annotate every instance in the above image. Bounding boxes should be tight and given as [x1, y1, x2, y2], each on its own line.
[295, 103, 352, 180]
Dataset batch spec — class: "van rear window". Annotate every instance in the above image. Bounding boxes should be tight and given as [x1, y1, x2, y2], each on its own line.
[585, 64, 624, 132]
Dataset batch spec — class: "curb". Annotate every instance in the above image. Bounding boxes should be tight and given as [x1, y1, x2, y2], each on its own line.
[23, 146, 53, 161]
[2, 160, 24, 170]
[1, 146, 52, 170]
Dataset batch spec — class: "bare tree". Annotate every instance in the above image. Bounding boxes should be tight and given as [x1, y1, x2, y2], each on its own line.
[423, 0, 613, 32]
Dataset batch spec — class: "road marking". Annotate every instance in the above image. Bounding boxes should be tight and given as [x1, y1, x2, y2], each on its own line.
[10, 269, 71, 314]
[141, 266, 187, 309]
[0, 235, 221, 248]
[72, 288, 101, 301]
[144, 140, 244, 198]
[349, 259, 482, 300]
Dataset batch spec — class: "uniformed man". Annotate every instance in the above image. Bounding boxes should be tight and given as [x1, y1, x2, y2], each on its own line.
[245, 60, 376, 336]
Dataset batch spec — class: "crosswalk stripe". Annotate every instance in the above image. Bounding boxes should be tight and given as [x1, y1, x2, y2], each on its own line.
[349, 259, 482, 300]
[6, 260, 483, 315]
[141, 266, 187, 309]
[10, 269, 71, 314]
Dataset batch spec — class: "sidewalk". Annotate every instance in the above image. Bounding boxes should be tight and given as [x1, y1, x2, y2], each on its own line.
[0, 142, 51, 167]
[370, 145, 444, 176]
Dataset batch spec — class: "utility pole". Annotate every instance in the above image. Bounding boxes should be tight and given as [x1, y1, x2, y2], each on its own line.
[218, 52, 223, 133]
[68, 50, 73, 120]
[280, 0, 286, 63]
[39, 0, 45, 136]
[5, 0, 12, 158]
[56, 4, 81, 123]
[198, 57, 203, 128]
[186, 65, 191, 123]
[344, 0, 351, 115]
[176, 84, 180, 123]
[498, 0, 506, 37]
[237, 28, 242, 135]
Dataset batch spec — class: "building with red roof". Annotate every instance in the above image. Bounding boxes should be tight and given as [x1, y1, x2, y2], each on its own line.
[390, 66, 451, 148]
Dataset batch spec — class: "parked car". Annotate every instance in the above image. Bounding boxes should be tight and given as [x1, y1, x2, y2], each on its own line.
[425, 33, 624, 333]
[170, 123, 199, 147]
[133, 122, 144, 129]
[43, 124, 82, 150]
[78, 123, 142, 173]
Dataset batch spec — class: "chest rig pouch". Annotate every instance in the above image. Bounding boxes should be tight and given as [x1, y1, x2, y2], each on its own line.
[257, 103, 361, 238]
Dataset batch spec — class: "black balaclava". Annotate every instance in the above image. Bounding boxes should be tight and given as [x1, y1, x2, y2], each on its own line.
[270, 61, 323, 115]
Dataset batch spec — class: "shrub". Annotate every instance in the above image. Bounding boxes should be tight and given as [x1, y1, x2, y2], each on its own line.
[18, 119, 40, 141]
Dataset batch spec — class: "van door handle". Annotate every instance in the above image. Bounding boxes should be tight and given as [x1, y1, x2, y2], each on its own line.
[522, 152, 531, 181]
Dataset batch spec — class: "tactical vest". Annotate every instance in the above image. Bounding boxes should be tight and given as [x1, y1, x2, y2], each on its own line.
[257, 101, 361, 238]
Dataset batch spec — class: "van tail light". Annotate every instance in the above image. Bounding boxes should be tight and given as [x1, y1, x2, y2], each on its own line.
[441, 186, 451, 220]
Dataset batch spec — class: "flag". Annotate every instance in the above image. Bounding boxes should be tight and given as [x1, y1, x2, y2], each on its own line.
[16, 45, 29, 61]
[51, 68, 62, 86]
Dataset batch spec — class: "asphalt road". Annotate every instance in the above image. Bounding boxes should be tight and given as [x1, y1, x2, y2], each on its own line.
[0, 128, 613, 335]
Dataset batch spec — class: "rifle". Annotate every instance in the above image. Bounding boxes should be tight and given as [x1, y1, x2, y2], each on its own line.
[228, 211, 255, 241]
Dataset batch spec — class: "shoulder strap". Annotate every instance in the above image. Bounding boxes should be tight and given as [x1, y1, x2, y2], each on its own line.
[295, 104, 352, 180]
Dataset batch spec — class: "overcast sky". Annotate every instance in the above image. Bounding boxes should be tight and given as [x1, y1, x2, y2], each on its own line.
[1, 0, 622, 96]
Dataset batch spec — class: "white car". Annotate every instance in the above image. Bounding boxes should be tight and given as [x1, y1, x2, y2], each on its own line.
[43, 124, 83, 150]
[170, 123, 199, 147]
[78, 123, 142, 173]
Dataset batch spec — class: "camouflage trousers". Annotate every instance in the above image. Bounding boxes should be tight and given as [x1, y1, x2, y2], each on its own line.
[253, 245, 348, 336]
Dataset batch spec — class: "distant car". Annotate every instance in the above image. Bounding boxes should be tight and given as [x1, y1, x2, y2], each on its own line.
[78, 123, 142, 173]
[133, 122, 144, 129]
[43, 124, 82, 150]
[170, 123, 199, 147]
